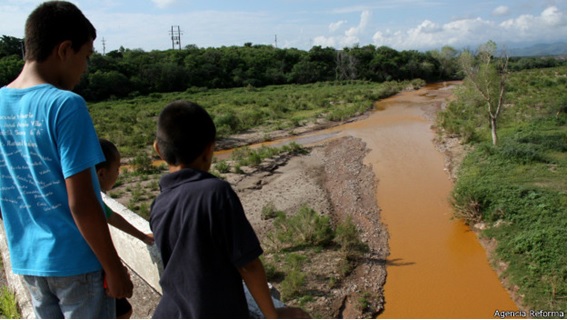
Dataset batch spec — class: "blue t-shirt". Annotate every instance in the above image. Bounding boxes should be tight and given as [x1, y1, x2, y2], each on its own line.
[0, 84, 105, 276]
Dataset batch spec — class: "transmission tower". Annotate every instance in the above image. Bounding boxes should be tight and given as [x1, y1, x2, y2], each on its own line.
[102, 37, 106, 55]
[169, 25, 183, 50]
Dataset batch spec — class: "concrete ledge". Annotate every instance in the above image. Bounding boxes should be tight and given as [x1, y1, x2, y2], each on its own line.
[103, 194, 163, 295]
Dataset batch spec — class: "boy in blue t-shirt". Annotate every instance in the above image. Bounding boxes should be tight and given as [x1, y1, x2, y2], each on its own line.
[150, 101, 309, 318]
[0, 1, 132, 318]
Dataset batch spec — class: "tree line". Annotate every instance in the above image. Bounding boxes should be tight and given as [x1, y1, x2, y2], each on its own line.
[0, 35, 564, 102]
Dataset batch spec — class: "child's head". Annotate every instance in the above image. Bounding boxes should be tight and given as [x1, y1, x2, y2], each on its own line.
[155, 100, 216, 169]
[24, 1, 96, 63]
[96, 139, 121, 193]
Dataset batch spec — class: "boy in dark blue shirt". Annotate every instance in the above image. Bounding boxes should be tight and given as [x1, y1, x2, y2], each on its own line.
[150, 100, 309, 318]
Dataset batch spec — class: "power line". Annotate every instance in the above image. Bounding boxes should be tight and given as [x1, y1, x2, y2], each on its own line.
[169, 25, 183, 50]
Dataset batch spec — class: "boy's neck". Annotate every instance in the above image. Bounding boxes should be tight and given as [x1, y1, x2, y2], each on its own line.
[8, 60, 60, 89]
[168, 162, 208, 173]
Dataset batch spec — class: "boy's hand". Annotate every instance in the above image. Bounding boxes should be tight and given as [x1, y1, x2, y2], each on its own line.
[143, 233, 155, 245]
[105, 265, 133, 299]
[276, 307, 311, 319]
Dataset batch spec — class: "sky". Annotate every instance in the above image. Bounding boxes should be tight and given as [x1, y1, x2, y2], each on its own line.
[0, 0, 567, 53]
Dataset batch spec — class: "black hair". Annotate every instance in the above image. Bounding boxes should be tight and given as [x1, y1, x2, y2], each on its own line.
[156, 100, 216, 166]
[96, 138, 120, 171]
[24, 1, 96, 62]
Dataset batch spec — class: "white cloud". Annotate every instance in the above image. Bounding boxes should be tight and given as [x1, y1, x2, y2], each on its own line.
[371, 6, 567, 50]
[312, 35, 336, 47]
[314, 10, 371, 48]
[329, 20, 347, 32]
[540, 6, 565, 26]
[492, 5, 509, 17]
[499, 6, 565, 33]
[151, 0, 176, 9]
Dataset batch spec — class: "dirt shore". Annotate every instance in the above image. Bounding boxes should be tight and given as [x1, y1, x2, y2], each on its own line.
[230, 135, 389, 318]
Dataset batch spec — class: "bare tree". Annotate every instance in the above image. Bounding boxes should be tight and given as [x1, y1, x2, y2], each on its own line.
[459, 40, 509, 145]
[335, 50, 357, 81]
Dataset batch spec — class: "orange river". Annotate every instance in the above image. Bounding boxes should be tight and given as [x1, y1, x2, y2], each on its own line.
[202, 82, 520, 317]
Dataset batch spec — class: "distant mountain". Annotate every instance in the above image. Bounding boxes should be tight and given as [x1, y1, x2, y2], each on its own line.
[507, 42, 567, 57]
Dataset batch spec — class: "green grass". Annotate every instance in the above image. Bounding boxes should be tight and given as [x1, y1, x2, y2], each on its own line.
[263, 203, 369, 304]
[89, 80, 423, 157]
[0, 286, 20, 319]
[440, 66, 567, 312]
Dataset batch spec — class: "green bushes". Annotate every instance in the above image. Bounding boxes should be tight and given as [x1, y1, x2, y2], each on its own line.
[262, 202, 369, 303]
[271, 204, 334, 249]
[90, 80, 419, 157]
[335, 216, 369, 253]
[0, 287, 20, 319]
[447, 66, 567, 312]
[228, 142, 308, 169]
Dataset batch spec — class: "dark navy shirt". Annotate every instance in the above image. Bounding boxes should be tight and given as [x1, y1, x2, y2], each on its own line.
[150, 168, 263, 318]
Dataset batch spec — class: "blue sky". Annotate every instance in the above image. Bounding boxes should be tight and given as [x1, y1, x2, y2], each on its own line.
[0, 0, 567, 53]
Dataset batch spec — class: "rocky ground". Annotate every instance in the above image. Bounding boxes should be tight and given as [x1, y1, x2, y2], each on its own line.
[232, 135, 388, 318]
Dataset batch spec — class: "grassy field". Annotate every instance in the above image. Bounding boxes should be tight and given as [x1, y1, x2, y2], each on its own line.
[438, 66, 567, 313]
[88, 79, 424, 157]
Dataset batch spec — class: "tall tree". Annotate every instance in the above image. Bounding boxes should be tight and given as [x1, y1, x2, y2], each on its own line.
[459, 40, 509, 145]
[0, 35, 23, 58]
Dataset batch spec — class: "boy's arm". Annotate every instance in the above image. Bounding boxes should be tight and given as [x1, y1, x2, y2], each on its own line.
[239, 258, 279, 318]
[108, 212, 154, 245]
[66, 169, 133, 299]
[239, 258, 310, 319]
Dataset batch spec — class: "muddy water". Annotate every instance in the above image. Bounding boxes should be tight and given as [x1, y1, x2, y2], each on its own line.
[215, 83, 518, 317]
[346, 84, 519, 318]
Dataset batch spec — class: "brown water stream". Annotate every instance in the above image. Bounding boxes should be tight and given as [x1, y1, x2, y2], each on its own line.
[351, 83, 519, 318]
[214, 82, 519, 317]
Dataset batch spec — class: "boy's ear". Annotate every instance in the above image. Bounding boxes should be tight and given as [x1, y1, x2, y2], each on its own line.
[153, 140, 163, 159]
[56, 40, 73, 61]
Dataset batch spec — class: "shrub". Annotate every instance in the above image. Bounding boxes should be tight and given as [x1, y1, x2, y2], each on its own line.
[131, 153, 156, 174]
[0, 287, 19, 319]
[261, 202, 283, 220]
[334, 216, 368, 253]
[280, 269, 306, 301]
[271, 204, 333, 249]
[213, 159, 230, 173]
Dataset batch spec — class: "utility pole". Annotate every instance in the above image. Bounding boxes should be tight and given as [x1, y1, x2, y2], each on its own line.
[274, 34, 278, 48]
[169, 25, 183, 50]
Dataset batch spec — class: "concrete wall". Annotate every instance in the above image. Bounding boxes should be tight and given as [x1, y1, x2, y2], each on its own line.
[103, 194, 163, 295]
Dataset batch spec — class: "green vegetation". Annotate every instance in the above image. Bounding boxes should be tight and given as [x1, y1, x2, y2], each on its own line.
[438, 66, 566, 312]
[270, 204, 334, 249]
[230, 142, 309, 168]
[88, 80, 420, 157]
[263, 203, 368, 304]
[0, 287, 20, 319]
